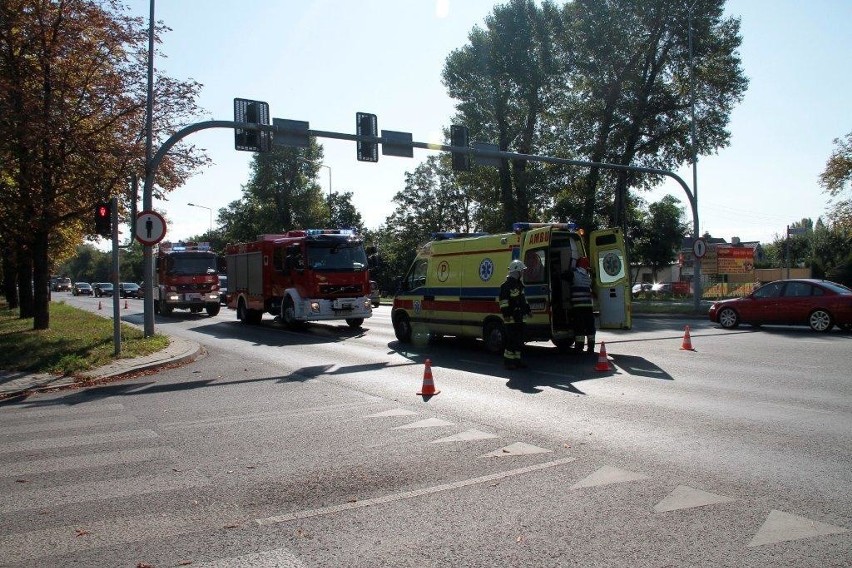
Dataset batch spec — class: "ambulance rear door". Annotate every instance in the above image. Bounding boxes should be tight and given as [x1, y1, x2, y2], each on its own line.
[589, 228, 631, 330]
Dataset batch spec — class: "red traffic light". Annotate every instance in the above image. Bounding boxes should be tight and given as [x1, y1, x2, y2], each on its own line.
[95, 201, 112, 237]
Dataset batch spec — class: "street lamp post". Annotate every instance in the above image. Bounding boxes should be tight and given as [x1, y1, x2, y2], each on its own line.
[187, 202, 212, 233]
[298, 158, 332, 203]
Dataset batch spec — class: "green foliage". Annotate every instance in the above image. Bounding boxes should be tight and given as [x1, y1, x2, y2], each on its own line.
[630, 195, 690, 280]
[0, 301, 168, 375]
[819, 131, 852, 231]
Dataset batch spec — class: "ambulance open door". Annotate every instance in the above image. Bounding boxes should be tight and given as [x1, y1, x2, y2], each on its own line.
[589, 228, 631, 330]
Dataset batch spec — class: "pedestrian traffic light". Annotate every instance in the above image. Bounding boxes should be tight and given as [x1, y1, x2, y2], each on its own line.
[356, 112, 378, 162]
[450, 125, 471, 171]
[95, 202, 111, 238]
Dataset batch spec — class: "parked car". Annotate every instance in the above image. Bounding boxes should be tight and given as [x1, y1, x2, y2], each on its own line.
[218, 275, 228, 305]
[72, 282, 93, 296]
[708, 278, 852, 332]
[118, 282, 142, 298]
[632, 283, 652, 296]
[93, 282, 114, 297]
[369, 280, 380, 307]
[651, 282, 672, 295]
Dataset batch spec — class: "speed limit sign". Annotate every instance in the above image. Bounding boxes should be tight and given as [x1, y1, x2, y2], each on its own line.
[692, 237, 707, 258]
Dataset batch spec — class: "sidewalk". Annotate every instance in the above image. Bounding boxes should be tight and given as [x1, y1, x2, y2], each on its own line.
[0, 335, 201, 399]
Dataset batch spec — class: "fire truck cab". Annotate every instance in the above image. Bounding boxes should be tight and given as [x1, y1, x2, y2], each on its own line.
[153, 241, 221, 317]
[391, 222, 631, 353]
[225, 229, 374, 328]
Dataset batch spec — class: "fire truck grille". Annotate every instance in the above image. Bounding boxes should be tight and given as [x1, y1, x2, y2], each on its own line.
[320, 284, 362, 295]
[176, 284, 210, 292]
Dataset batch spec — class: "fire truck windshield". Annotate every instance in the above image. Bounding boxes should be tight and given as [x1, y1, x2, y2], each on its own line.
[166, 253, 218, 275]
[306, 243, 368, 270]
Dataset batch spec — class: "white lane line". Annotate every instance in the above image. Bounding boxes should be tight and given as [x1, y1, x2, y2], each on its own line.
[159, 401, 378, 430]
[193, 546, 307, 568]
[0, 429, 159, 455]
[1, 470, 210, 514]
[0, 414, 138, 436]
[0, 403, 126, 422]
[255, 456, 576, 526]
[1, 446, 178, 478]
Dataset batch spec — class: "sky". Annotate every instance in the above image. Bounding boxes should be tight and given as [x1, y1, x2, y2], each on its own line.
[123, 0, 852, 247]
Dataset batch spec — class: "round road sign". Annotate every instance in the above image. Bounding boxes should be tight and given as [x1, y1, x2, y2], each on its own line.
[692, 237, 707, 258]
[135, 210, 167, 246]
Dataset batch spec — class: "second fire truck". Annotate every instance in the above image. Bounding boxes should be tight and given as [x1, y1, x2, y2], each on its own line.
[153, 241, 221, 317]
[225, 229, 375, 328]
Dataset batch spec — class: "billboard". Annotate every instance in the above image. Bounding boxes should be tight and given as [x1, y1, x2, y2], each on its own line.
[717, 246, 755, 274]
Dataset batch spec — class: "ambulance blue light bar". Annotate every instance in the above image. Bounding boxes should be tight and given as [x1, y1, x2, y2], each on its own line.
[512, 222, 578, 232]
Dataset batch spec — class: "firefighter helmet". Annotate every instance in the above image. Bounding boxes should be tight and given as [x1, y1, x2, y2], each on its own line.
[508, 259, 527, 272]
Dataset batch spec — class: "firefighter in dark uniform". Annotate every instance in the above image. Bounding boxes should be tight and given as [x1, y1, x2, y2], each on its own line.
[567, 256, 596, 352]
[499, 259, 531, 369]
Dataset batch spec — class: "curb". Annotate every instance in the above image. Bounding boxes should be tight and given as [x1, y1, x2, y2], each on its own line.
[0, 335, 202, 399]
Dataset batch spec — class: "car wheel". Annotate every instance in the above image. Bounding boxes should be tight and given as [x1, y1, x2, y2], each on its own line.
[482, 319, 506, 354]
[718, 307, 739, 329]
[808, 309, 833, 332]
[393, 312, 412, 343]
[346, 318, 364, 328]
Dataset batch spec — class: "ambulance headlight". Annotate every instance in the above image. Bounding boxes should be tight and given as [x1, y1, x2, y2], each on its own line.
[310, 302, 321, 313]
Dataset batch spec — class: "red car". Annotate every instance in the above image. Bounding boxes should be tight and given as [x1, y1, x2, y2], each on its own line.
[708, 279, 852, 332]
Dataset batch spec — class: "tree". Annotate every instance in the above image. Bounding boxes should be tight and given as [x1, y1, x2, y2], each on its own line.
[443, 0, 561, 229]
[217, 140, 331, 244]
[819, 131, 852, 231]
[556, 0, 747, 231]
[0, 0, 207, 329]
[631, 195, 690, 282]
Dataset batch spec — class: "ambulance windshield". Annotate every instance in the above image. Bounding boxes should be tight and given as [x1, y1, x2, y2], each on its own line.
[306, 242, 368, 271]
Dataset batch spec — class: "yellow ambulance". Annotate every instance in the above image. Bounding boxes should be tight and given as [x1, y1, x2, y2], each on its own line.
[391, 222, 631, 353]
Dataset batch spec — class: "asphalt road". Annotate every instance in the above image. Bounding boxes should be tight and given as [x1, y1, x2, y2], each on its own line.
[1, 294, 850, 567]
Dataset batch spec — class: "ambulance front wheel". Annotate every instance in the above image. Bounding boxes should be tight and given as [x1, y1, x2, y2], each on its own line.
[393, 312, 412, 343]
[482, 319, 506, 354]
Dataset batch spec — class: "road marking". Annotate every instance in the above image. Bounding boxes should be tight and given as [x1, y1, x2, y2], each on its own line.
[570, 465, 648, 489]
[480, 442, 552, 457]
[653, 485, 736, 512]
[255, 457, 577, 526]
[366, 408, 418, 418]
[391, 417, 454, 429]
[1, 470, 210, 514]
[159, 401, 377, 430]
[432, 429, 499, 443]
[0, 413, 138, 436]
[0, 403, 126, 421]
[0, 446, 177, 477]
[193, 546, 307, 568]
[0, 429, 158, 455]
[748, 509, 849, 547]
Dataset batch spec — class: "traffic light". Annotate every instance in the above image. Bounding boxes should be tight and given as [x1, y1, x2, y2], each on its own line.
[450, 125, 471, 171]
[356, 112, 378, 162]
[95, 202, 111, 238]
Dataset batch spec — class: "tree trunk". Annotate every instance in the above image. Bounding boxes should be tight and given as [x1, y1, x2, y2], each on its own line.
[16, 246, 33, 318]
[2, 244, 19, 309]
[32, 229, 50, 330]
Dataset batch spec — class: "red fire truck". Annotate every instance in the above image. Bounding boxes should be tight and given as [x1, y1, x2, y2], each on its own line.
[153, 241, 221, 317]
[225, 229, 375, 328]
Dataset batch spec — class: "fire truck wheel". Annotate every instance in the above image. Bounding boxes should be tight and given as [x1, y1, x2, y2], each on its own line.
[346, 318, 364, 328]
[482, 319, 506, 354]
[206, 303, 220, 317]
[393, 312, 412, 343]
[281, 297, 304, 329]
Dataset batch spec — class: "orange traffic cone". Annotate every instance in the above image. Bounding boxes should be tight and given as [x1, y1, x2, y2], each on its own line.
[594, 342, 612, 372]
[680, 325, 695, 351]
[417, 359, 441, 396]
[124, 299, 129, 309]
[98, 300, 102, 310]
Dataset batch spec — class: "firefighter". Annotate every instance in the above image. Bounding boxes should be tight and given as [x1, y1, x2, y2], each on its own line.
[567, 256, 596, 353]
[499, 259, 531, 369]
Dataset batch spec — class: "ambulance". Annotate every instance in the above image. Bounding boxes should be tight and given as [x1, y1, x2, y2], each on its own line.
[391, 222, 631, 353]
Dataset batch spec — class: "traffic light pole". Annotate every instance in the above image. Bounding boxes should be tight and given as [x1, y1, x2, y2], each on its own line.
[140, 119, 702, 337]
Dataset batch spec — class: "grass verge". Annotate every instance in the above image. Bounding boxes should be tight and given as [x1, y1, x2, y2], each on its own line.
[0, 300, 169, 376]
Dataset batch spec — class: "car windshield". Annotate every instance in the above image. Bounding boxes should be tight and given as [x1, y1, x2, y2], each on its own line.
[306, 242, 368, 270]
[121, 283, 139, 289]
[99, 283, 113, 289]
